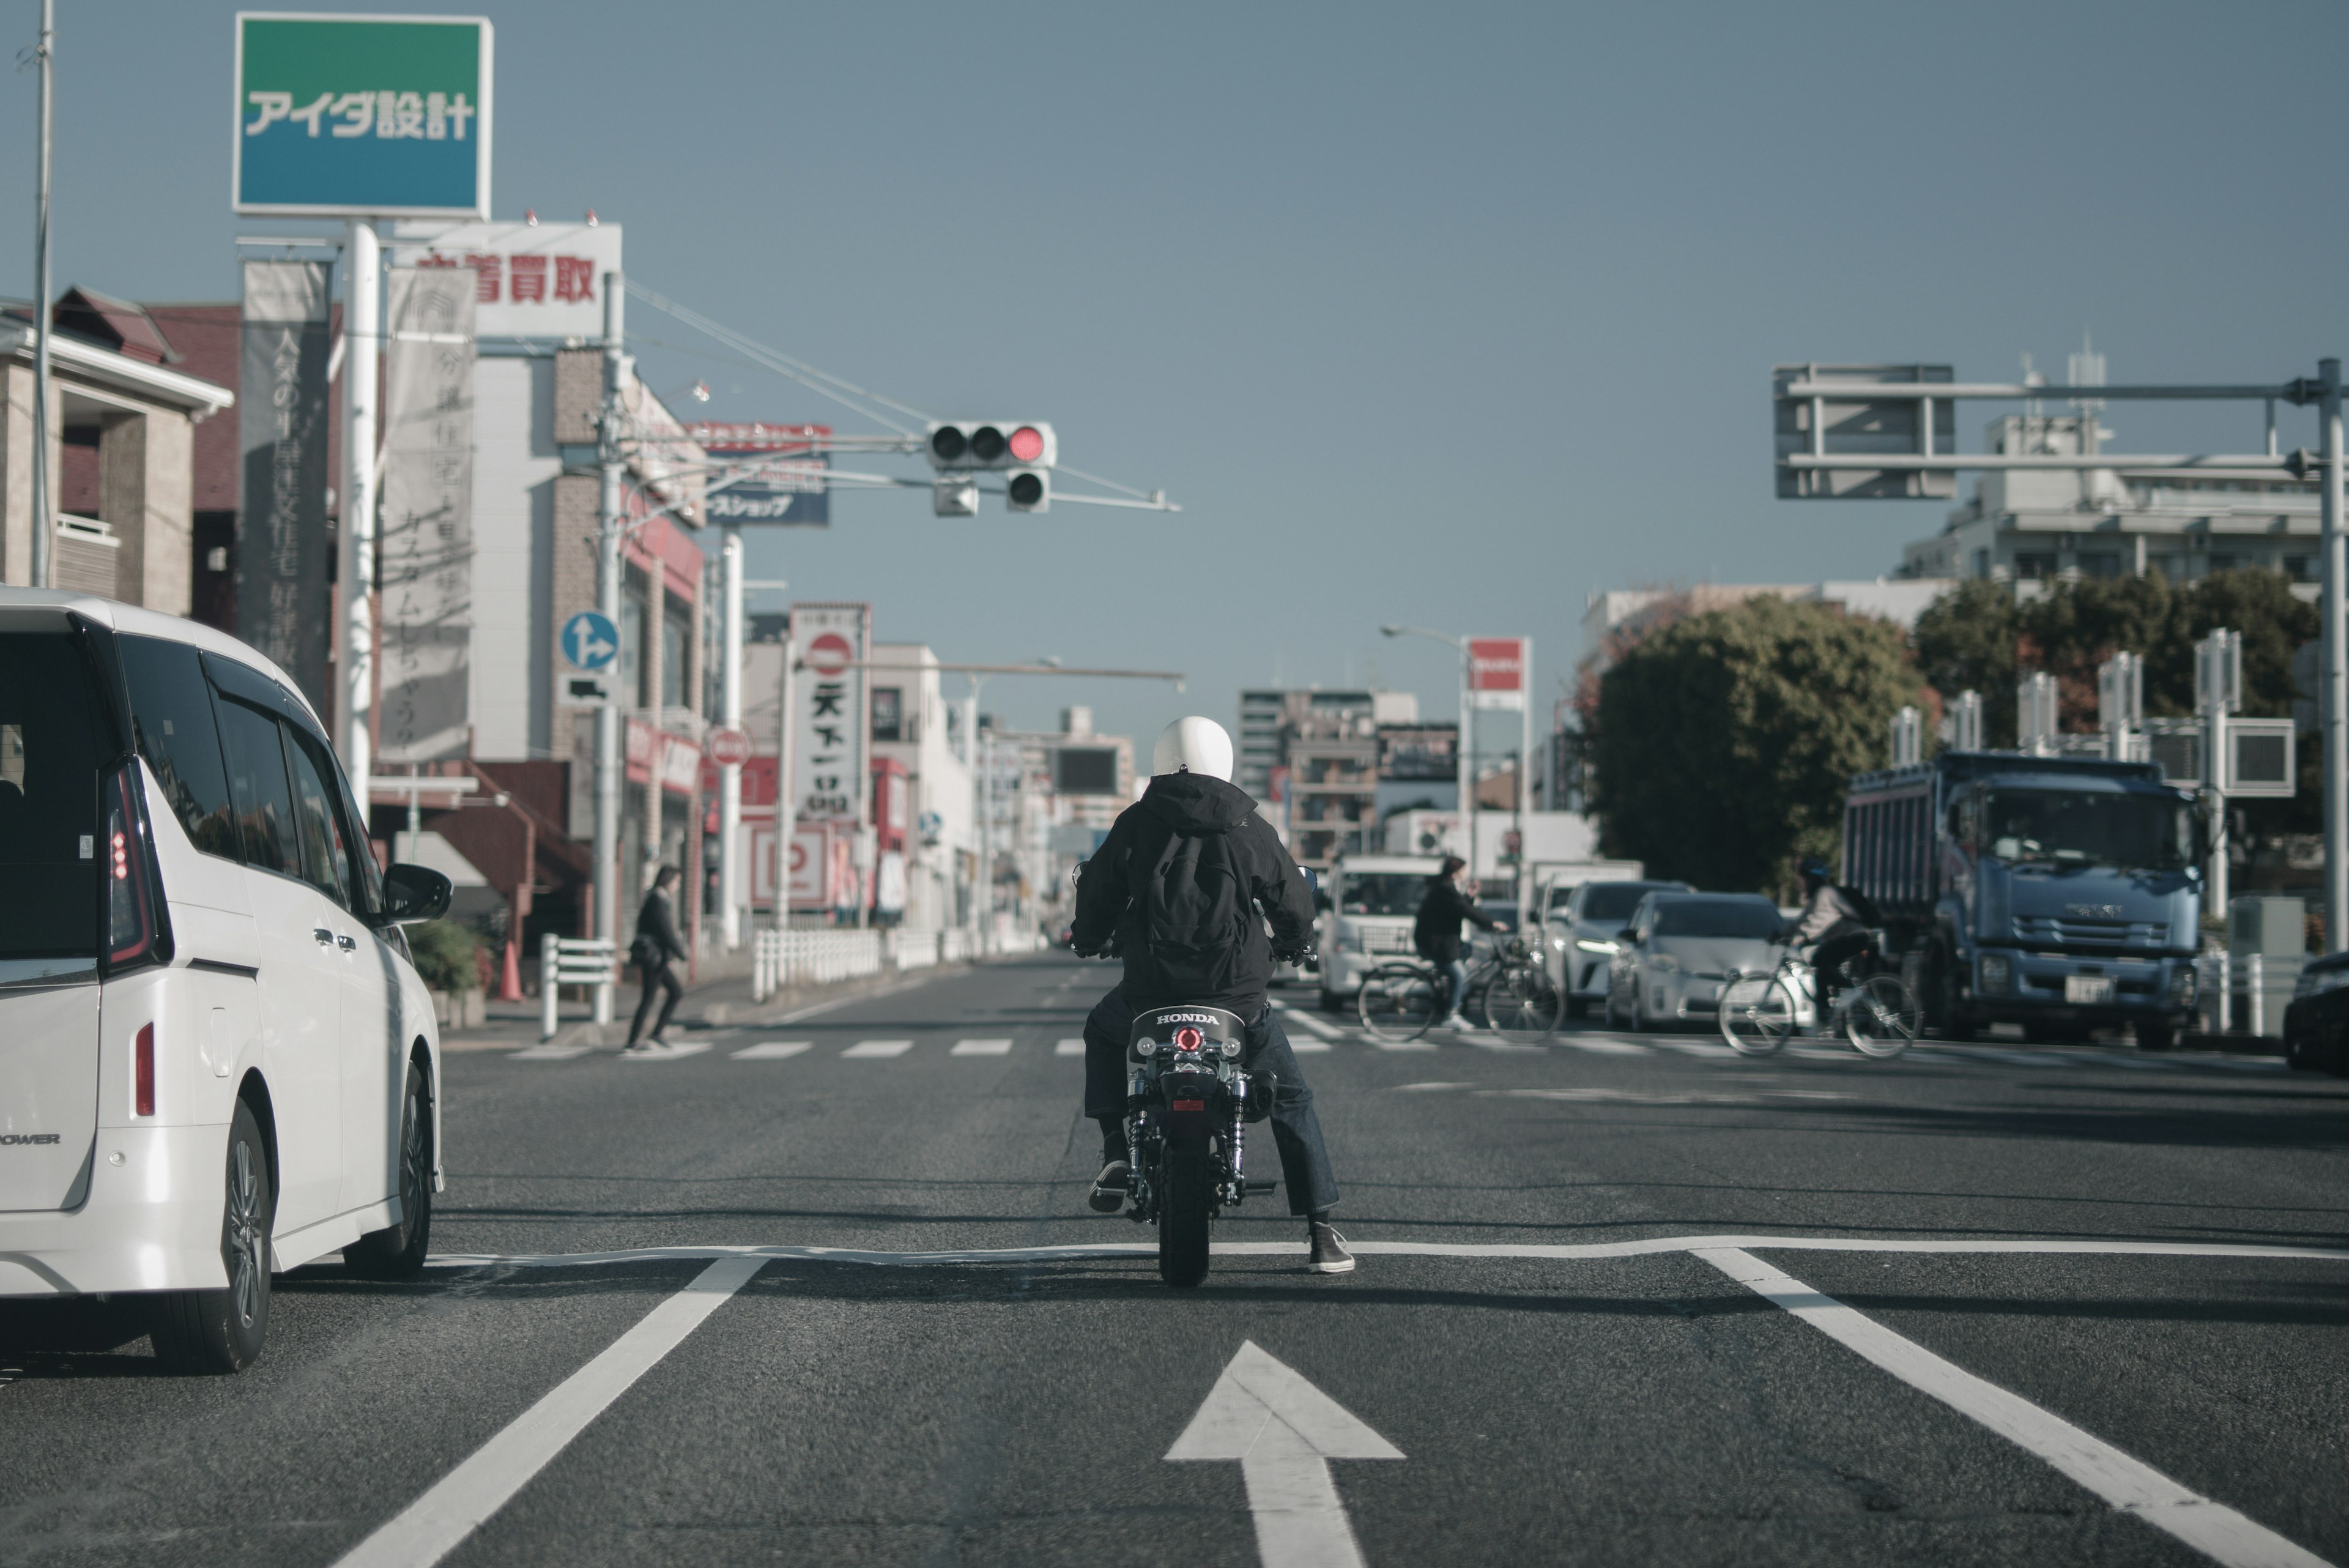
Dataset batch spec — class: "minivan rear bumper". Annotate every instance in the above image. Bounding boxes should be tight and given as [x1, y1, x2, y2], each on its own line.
[0, 1122, 227, 1296]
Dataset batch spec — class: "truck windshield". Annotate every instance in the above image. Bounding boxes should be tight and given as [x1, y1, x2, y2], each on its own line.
[1341, 873, 1431, 916]
[0, 632, 103, 968]
[1986, 789, 2191, 872]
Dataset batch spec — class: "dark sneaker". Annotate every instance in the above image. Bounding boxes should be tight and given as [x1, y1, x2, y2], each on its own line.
[1307, 1221, 1355, 1274]
[1089, 1161, 1130, 1213]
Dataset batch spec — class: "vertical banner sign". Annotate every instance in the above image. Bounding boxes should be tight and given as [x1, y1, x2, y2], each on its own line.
[234, 14, 493, 218]
[377, 267, 477, 761]
[791, 603, 870, 833]
[236, 260, 333, 713]
[1468, 637, 1531, 710]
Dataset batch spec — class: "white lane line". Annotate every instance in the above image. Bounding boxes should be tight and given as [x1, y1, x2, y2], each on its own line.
[1277, 1005, 1345, 1041]
[1290, 1038, 1334, 1053]
[730, 1041, 811, 1060]
[332, 1255, 766, 1568]
[951, 1038, 1014, 1056]
[508, 1045, 592, 1060]
[1694, 1247, 2331, 1568]
[1055, 1038, 1086, 1057]
[1394, 1082, 1475, 1093]
[1370, 1037, 1440, 1053]
[620, 1042, 710, 1062]
[428, 1233, 2349, 1272]
[1787, 1046, 1849, 1060]
[842, 1039, 915, 1058]
[1557, 1035, 1652, 1055]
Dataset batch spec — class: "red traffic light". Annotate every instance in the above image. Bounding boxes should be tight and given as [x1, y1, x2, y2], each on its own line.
[1008, 425, 1046, 463]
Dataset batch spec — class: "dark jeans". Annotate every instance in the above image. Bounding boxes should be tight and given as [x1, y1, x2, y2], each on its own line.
[1083, 985, 1341, 1217]
[1809, 921, 1873, 991]
[628, 957, 683, 1044]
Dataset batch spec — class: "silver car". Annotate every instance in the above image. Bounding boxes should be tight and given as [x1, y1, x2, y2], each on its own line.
[1604, 892, 1788, 1031]
[1546, 879, 1691, 1017]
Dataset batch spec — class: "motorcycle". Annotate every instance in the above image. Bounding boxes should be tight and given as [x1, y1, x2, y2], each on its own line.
[1121, 1003, 1277, 1287]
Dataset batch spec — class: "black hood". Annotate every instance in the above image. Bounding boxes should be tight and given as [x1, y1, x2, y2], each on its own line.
[1139, 772, 1258, 835]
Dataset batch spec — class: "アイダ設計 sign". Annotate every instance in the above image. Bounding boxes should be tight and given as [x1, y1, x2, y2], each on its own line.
[233, 13, 493, 217]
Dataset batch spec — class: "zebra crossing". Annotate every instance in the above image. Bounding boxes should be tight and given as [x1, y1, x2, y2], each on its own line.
[504, 1017, 2287, 1077]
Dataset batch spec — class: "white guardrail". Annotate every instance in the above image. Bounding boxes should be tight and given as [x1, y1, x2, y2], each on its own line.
[2194, 951, 2306, 1039]
[750, 925, 1045, 1003]
[540, 935, 617, 1040]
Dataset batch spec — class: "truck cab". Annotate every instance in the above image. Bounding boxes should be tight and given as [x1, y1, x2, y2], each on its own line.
[1315, 853, 1444, 1009]
[1846, 752, 2200, 1050]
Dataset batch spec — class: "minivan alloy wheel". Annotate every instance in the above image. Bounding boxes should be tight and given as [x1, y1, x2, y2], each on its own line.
[227, 1140, 262, 1329]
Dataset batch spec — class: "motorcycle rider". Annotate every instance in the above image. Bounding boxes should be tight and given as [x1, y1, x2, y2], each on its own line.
[1069, 716, 1353, 1275]
[1783, 854, 1874, 993]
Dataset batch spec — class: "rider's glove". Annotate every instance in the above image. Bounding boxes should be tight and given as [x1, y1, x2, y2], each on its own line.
[1275, 945, 1318, 968]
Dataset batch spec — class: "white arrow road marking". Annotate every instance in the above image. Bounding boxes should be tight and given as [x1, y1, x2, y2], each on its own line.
[332, 1255, 766, 1568]
[1695, 1248, 2334, 1568]
[1168, 1340, 1403, 1568]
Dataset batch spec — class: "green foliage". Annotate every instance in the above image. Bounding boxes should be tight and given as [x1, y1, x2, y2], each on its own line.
[1592, 596, 1921, 891]
[406, 919, 481, 995]
[1912, 580, 2022, 746]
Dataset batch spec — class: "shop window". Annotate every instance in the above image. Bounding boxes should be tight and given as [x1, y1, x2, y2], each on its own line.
[872, 687, 903, 742]
[662, 601, 690, 712]
[620, 578, 648, 708]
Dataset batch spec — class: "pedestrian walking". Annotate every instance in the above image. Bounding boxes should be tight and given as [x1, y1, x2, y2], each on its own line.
[625, 864, 689, 1053]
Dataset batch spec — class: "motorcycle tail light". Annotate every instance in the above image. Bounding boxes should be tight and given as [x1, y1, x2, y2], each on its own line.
[1172, 1099, 1206, 1112]
[1174, 1026, 1204, 1052]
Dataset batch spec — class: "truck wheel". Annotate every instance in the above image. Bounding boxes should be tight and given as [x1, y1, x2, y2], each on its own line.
[2133, 1019, 2177, 1052]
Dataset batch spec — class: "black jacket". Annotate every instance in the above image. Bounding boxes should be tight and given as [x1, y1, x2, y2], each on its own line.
[633, 887, 688, 966]
[1414, 876, 1499, 964]
[1069, 773, 1317, 1018]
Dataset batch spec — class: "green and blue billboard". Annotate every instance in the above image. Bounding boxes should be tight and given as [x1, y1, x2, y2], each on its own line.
[233, 13, 492, 217]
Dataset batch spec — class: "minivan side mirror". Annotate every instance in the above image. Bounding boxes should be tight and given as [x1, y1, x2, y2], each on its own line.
[380, 863, 454, 926]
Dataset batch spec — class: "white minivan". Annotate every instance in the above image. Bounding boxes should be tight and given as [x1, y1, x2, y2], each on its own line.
[0, 590, 450, 1372]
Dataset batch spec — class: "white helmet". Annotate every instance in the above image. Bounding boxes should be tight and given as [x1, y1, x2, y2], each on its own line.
[1152, 716, 1234, 781]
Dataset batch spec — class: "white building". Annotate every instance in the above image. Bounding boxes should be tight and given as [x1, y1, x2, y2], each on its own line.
[1579, 579, 1955, 672]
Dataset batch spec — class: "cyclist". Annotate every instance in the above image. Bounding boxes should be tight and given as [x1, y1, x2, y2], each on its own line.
[1783, 854, 1875, 994]
[1416, 855, 1504, 1030]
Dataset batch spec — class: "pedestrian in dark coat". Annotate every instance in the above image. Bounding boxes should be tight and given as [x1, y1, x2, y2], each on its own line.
[625, 865, 689, 1051]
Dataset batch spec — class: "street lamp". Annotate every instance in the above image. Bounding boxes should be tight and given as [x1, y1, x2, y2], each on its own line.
[1381, 624, 1474, 880]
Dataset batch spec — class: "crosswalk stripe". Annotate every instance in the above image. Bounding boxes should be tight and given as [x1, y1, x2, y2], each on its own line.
[621, 1041, 710, 1061]
[951, 1038, 1014, 1056]
[510, 1044, 593, 1060]
[1370, 1038, 1440, 1052]
[1275, 1004, 1345, 1040]
[731, 1041, 811, 1060]
[1649, 1038, 1737, 1057]
[1557, 1036, 1652, 1055]
[1290, 1037, 1334, 1053]
[1056, 1038, 1086, 1056]
[842, 1039, 915, 1058]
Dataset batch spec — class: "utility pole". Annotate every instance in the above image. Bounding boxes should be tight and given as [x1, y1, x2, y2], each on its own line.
[2321, 359, 2347, 950]
[28, 0, 53, 589]
[339, 218, 379, 786]
[718, 529, 744, 948]
[592, 273, 626, 1022]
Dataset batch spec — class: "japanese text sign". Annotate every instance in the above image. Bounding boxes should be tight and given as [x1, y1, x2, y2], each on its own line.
[792, 604, 869, 826]
[1468, 637, 1530, 711]
[234, 14, 492, 218]
[388, 220, 622, 341]
[687, 423, 831, 527]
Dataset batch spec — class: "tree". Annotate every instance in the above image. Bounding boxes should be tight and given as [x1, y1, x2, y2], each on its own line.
[1912, 579, 2021, 745]
[1593, 596, 1921, 891]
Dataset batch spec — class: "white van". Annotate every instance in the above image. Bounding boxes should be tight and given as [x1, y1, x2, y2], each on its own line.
[0, 591, 449, 1372]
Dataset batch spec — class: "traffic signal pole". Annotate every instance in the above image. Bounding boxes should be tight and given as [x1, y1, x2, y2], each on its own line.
[719, 529, 744, 949]
[592, 274, 626, 1021]
[2321, 360, 2346, 949]
[340, 218, 380, 793]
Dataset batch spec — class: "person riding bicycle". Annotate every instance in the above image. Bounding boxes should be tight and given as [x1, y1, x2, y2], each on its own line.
[1068, 716, 1353, 1274]
[1782, 854, 1875, 994]
[1416, 855, 1504, 1030]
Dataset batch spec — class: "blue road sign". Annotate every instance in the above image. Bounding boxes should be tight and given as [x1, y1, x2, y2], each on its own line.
[562, 611, 620, 671]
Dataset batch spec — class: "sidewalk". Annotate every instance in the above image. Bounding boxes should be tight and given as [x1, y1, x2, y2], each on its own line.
[438, 954, 974, 1053]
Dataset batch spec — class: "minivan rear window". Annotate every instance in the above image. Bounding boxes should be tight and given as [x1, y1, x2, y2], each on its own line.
[117, 634, 240, 861]
[0, 632, 102, 962]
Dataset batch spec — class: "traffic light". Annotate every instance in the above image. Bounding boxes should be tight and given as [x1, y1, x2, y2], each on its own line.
[926, 422, 1055, 514]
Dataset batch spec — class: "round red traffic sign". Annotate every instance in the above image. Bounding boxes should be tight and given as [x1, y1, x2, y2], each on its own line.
[806, 632, 853, 677]
[705, 727, 754, 767]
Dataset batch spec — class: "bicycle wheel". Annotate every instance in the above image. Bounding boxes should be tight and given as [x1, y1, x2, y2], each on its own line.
[1357, 962, 1439, 1042]
[1719, 974, 1796, 1056]
[1480, 963, 1563, 1043]
[1844, 975, 1921, 1058]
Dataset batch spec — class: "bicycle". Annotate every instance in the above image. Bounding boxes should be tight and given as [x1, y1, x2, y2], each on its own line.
[1718, 942, 1920, 1059]
[1356, 937, 1563, 1044]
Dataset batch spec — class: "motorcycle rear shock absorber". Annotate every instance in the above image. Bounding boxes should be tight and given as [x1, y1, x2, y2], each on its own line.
[1226, 1069, 1248, 1205]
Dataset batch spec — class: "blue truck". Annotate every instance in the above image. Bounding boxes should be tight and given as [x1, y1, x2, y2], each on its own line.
[1843, 751, 2201, 1050]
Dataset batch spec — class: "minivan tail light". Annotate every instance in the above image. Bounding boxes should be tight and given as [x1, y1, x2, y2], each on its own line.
[102, 760, 172, 972]
[134, 1023, 155, 1117]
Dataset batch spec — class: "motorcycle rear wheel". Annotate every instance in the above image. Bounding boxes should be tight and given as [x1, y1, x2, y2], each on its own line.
[1158, 1144, 1214, 1288]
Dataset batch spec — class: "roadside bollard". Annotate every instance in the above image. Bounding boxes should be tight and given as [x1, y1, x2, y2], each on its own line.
[540, 932, 559, 1041]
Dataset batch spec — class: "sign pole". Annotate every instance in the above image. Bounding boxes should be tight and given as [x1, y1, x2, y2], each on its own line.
[1519, 637, 1534, 928]
[775, 619, 796, 935]
[719, 529, 744, 949]
[340, 218, 379, 789]
[592, 273, 625, 1023]
[29, 0, 53, 590]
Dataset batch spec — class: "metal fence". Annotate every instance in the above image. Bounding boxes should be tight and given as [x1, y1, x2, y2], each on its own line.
[540, 935, 617, 1039]
[749, 926, 1040, 1002]
[2194, 951, 2307, 1039]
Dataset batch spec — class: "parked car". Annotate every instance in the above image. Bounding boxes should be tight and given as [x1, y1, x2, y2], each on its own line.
[1605, 891, 1789, 1031]
[0, 590, 453, 1373]
[2284, 952, 2349, 1074]
[1545, 879, 1692, 1017]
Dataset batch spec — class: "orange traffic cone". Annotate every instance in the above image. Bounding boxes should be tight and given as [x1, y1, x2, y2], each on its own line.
[500, 937, 524, 1002]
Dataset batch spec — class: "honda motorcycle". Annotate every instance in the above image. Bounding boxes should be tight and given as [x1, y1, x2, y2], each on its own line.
[1121, 1003, 1277, 1287]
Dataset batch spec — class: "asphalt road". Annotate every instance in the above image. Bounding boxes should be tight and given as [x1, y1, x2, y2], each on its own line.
[4, 950, 2347, 1568]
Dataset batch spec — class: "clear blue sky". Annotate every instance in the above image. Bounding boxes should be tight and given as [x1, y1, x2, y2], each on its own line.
[9, 0, 2345, 750]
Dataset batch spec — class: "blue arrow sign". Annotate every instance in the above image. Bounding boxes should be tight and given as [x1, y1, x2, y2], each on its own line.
[562, 611, 620, 672]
